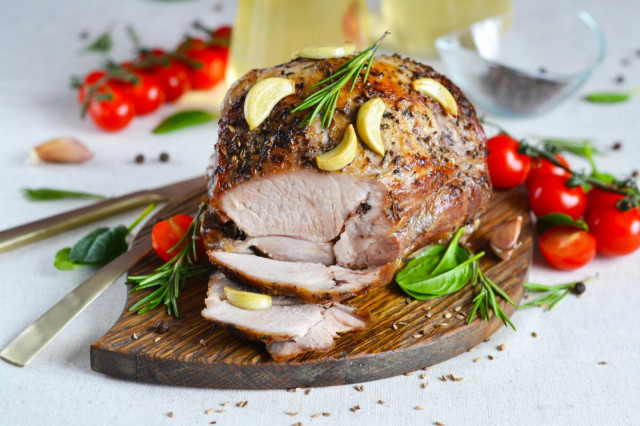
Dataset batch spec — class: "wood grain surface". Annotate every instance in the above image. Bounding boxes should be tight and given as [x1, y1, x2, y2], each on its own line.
[90, 188, 531, 389]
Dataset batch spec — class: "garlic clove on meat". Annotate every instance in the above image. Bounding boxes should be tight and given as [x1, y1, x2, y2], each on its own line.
[490, 215, 523, 261]
[224, 286, 272, 310]
[244, 77, 296, 130]
[293, 43, 356, 59]
[316, 124, 358, 171]
[356, 97, 386, 156]
[412, 78, 458, 117]
[30, 137, 93, 165]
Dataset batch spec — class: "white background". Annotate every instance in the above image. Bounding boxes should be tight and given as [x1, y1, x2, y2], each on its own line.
[1, 0, 639, 425]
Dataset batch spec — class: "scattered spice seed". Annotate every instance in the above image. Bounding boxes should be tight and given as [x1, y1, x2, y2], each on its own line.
[573, 282, 586, 295]
[154, 336, 161, 343]
[350, 405, 360, 412]
[159, 152, 170, 162]
[311, 413, 322, 418]
[200, 339, 206, 346]
[448, 374, 463, 382]
[473, 358, 482, 363]
[440, 375, 447, 382]
[454, 306, 461, 312]
[286, 412, 299, 416]
[134, 154, 144, 164]
[221, 402, 229, 407]
[419, 373, 427, 379]
[236, 401, 248, 408]
[415, 405, 425, 411]
[421, 382, 428, 388]
[378, 400, 386, 405]
[484, 338, 491, 343]
[354, 385, 365, 392]
[413, 332, 423, 339]
[322, 413, 331, 417]
[467, 347, 476, 353]
[215, 409, 226, 414]
[615, 75, 625, 84]
[612, 141, 622, 150]
[487, 355, 495, 360]
[210, 422, 216, 425]
[531, 332, 538, 338]
[404, 371, 413, 376]
[155, 320, 170, 334]
[631, 170, 639, 178]
[167, 411, 174, 418]
[455, 314, 465, 320]
[444, 312, 452, 319]
[426, 312, 433, 318]
[79, 30, 89, 40]
[132, 333, 138, 340]
[205, 409, 213, 415]
[498, 343, 506, 351]
[435, 422, 446, 426]
[439, 323, 448, 327]
[304, 389, 311, 395]
[598, 361, 607, 365]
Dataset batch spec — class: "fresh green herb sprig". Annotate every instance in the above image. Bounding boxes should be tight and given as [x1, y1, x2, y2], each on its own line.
[54, 203, 156, 270]
[292, 31, 390, 128]
[520, 275, 597, 310]
[127, 204, 212, 317]
[23, 188, 105, 202]
[153, 110, 217, 134]
[81, 27, 114, 55]
[584, 87, 640, 104]
[467, 266, 516, 330]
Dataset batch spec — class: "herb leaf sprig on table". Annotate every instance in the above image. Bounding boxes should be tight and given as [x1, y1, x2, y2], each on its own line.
[396, 228, 516, 329]
[291, 31, 390, 128]
[23, 188, 106, 202]
[152, 110, 217, 134]
[584, 87, 640, 104]
[520, 275, 597, 310]
[54, 204, 156, 270]
[127, 204, 212, 317]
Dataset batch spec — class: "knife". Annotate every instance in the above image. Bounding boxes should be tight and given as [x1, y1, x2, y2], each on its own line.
[0, 175, 205, 254]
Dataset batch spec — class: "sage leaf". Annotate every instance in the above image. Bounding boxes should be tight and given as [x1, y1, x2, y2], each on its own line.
[153, 110, 216, 134]
[23, 188, 105, 202]
[584, 92, 631, 103]
[536, 213, 588, 235]
[69, 226, 129, 265]
[54, 248, 85, 271]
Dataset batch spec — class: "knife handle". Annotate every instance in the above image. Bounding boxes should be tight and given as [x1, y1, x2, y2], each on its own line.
[0, 191, 166, 254]
[0, 239, 153, 367]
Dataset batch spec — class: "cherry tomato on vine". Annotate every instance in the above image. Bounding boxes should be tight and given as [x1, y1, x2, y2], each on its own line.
[140, 48, 191, 102]
[151, 214, 205, 262]
[87, 84, 135, 131]
[117, 71, 165, 115]
[538, 226, 596, 270]
[183, 46, 228, 90]
[586, 205, 640, 256]
[526, 153, 570, 189]
[77, 70, 108, 104]
[176, 37, 208, 53]
[585, 186, 625, 218]
[212, 25, 232, 42]
[486, 134, 532, 189]
[529, 175, 586, 219]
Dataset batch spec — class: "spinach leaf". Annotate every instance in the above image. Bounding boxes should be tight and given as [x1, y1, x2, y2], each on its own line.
[69, 225, 129, 265]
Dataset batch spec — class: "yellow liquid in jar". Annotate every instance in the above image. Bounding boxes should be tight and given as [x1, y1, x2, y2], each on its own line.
[227, 0, 367, 84]
[381, 0, 512, 56]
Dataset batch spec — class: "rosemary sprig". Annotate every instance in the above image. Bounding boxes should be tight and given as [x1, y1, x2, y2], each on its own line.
[519, 275, 596, 310]
[467, 263, 517, 330]
[126, 204, 212, 317]
[291, 31, 390, 128]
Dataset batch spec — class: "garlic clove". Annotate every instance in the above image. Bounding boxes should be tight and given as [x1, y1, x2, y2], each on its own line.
[316, 124, 358, 171]
[30, 137, 93, 164]
[224, 286, 272, 310]
[412, 78, 458, 117]
[293, 43, 356, 59]
[356, 98, 386, 156]
[244, 77, 296, 130]
[491, 215, 523, 261]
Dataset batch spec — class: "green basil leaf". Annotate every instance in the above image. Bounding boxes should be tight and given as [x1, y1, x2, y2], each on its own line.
[430, 228, 465, 276]
[396, 245, 446, 284]
[69, 225, 129, 265]
[23, 188, 105, 202]
[536, 213, 588, 235]
[153, 110, 216, 134]
[54, 248, 84, 271]
[584, 92, 630, 103]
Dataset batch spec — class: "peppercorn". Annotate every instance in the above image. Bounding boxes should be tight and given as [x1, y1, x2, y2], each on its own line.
[632, 170, 639, 178]
[612, 141, 622, 150]
[159, 152, 170, 162]
[155, 320, 170, 333]
[134, 154, 144, 164]
[573, 282, 586, 295]
[615, 75, 625, 84]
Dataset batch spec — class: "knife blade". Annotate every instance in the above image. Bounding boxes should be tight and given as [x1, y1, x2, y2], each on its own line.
[0, 175, 205, 254]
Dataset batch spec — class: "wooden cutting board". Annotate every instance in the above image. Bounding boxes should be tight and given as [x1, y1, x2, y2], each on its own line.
[91, 188, 531, 389]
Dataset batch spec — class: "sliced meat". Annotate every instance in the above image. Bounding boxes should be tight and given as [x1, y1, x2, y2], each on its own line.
[202, 272, 370, 360]
[208, 251, 395, 303]
[241, 236, 335, 265]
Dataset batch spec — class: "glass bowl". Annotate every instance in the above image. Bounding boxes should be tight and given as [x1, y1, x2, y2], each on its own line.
[435, 9, 605, 117]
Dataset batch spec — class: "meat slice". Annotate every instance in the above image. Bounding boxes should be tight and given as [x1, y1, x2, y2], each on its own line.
[202, 272, 370, 361]
[209, 252, 395, 303]
[240, 236, 335, 265]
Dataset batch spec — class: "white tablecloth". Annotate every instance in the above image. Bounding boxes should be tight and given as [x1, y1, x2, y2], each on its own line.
[1, 0, 639, 425]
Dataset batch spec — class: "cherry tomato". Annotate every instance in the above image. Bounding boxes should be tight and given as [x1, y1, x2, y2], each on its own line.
[526, 153, 570, 189]
[176, 37, 208, 53]
[585, 186, 625, 218]
[486, 134, 532, 189]
[539, 226, 596, 270]
[586, 205, 640, 256]
[117, 71, 165, 115]
[529, 175, 586, 219]
[77, 70, 107, 104]
[151, 214, 206, 262]
[212, 25, 232, 42]
[140, 48, 191, 102]
[183, 46, 228, 90]
[87, 85, 135, 131]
